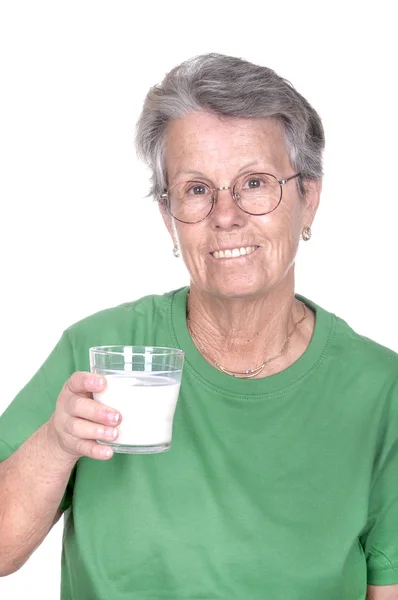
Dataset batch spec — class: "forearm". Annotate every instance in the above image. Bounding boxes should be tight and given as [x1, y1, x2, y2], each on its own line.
[366, 585, 398, 599]
[0, 421, 76, 576]
[366, 584, 398, 600]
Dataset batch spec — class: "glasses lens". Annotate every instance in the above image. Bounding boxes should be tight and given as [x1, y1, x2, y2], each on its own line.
[234, 173, 281, 215]
[168, 181, 214, 223]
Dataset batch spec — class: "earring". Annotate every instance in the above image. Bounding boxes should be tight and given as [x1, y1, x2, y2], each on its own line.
[173, 244, 180, 258]
[301, 226, 312, 241]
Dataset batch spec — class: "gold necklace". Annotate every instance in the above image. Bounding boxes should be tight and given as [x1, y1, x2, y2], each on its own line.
[186, 295, 307, 379]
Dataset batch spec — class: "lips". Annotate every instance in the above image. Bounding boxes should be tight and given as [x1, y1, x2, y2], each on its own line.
[211, 246, 258, 259]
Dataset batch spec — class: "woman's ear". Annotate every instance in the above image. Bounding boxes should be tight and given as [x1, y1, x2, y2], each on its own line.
[303, 178, 322, 227]
[158, 199, 178, 246]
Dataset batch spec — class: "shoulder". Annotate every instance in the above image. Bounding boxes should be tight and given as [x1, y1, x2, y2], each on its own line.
[65, 287, 187, 344]
[304, 295, 398, 392]
[332, 312, 398, 375]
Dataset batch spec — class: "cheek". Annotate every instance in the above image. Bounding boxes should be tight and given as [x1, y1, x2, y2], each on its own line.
[279, 199, 303, 237]
[177, 231, 207, 267]
[176, 223, 207, 250]
[263, 209, 301, 262]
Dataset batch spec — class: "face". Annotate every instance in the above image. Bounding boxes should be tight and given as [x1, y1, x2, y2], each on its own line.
[161, 111, 320, 299]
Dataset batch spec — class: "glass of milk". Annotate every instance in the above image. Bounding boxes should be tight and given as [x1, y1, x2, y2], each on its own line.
[89, 346, 184, 454]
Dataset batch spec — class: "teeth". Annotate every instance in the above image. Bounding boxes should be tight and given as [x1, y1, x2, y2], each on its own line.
[212, 246, 257, 259]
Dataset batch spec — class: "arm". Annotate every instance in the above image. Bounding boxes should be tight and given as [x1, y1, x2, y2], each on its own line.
[366, 585, 398, 600]
[0, 422, 75, 576]
[0, 372, 120, 576]
[360, 377, 398, 594]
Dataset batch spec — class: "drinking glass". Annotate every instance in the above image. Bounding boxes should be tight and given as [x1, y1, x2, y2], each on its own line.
[89, 345, 184, 454]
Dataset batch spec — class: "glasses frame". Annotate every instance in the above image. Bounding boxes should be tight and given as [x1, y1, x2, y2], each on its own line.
[160, 172, 302, 224]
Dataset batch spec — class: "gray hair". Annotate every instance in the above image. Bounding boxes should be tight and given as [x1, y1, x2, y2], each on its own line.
[135, 53, 325, 199]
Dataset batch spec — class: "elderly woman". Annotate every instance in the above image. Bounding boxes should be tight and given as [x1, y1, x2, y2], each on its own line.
[0, 54, 397, 600]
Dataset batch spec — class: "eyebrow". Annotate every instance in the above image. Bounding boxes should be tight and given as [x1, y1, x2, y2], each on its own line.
[172, 161, 266, 181]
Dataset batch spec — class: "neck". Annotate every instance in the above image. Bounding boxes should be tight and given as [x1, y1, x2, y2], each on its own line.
[187, 275, 313, 378]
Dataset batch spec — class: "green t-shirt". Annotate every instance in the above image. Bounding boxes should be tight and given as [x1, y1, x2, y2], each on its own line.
[1, 287, 398, 600]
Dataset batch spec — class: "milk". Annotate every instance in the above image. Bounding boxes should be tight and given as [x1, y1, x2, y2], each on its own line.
[93, 372, 181, 450]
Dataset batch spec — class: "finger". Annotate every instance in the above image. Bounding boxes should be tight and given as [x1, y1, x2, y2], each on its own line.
[74, 438, 115, 461]
[65, 416, 119, 443]
[67, 395, 121, 426]
[67, 372, 107, 396]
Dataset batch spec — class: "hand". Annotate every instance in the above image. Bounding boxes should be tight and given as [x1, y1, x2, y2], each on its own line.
[46, 372, 121, 462]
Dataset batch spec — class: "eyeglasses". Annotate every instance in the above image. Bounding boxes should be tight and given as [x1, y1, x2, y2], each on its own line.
[160, 172, 301, 224]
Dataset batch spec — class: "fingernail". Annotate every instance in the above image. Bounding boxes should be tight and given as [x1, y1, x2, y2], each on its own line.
[108, 412, 120, 424]
[94, 377, 105, 390]
[101, 447, 112, 459]
[105, 428, 118, 438]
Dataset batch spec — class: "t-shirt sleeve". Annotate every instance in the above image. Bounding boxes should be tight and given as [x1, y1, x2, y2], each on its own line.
[360, 379, 398, 585]
[0, 330, 76, 511]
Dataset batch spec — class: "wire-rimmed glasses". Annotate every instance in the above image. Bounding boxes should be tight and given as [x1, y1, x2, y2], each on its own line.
[160, 172, 301, 224]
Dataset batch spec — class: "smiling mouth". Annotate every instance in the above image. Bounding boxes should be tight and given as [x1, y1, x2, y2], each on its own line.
[210, 246, 258, 260]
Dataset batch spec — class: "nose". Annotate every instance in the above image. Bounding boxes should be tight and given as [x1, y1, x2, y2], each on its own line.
[209, 187, 247, 231]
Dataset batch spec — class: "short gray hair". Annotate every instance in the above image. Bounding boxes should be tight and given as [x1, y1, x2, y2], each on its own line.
[135, 53, 325, 199]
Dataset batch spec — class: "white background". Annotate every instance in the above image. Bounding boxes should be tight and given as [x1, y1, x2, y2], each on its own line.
[0, 0, 397, 597]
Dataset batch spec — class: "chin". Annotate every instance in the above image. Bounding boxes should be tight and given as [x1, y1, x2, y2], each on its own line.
[199, 277, 269, 300]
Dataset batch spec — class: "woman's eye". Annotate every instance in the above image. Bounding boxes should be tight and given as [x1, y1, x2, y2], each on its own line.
[188, 184, 208, 195]
[246, 178, 262, 189]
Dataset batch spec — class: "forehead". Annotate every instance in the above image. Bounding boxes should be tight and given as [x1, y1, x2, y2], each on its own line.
[164, 111, 290, 180]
